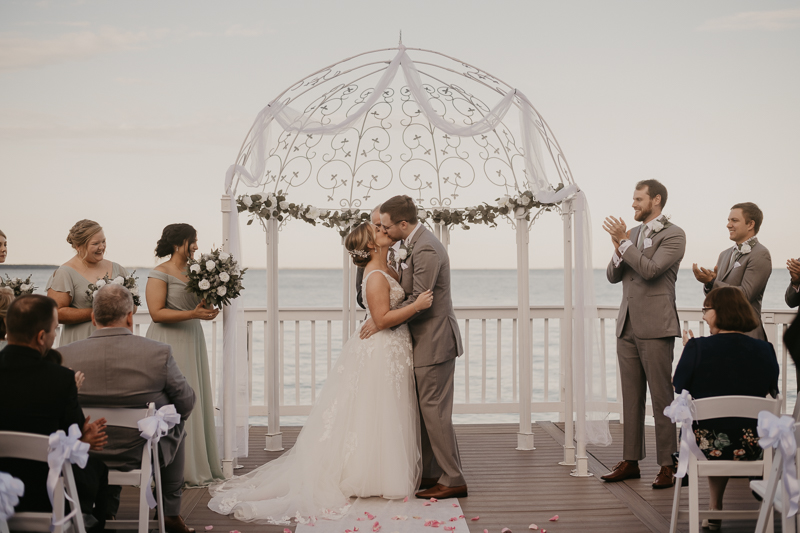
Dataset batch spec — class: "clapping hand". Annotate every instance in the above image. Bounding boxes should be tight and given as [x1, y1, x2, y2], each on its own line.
[81, 416, 108, 451]
[788, 258, 800, 285]
[74, 370, 85, 391]
[192, 300, 219, 321]
[692, 263, 718, 284]
[602, 217, 629, 249]
[682, 329, 694, 346]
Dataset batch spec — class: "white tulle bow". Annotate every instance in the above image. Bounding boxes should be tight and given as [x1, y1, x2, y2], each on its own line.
[663, 391, 707, 478]
[758, 411, 799, 517]
[47, 424, 89, 528]
[137, 405, 180, 509]
[0, 472, 25, 521]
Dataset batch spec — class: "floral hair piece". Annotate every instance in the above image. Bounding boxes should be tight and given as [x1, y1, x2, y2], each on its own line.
[348, 249, 370, 259]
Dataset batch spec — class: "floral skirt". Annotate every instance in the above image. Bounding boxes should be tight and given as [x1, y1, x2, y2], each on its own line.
[693, 420, 762, 461]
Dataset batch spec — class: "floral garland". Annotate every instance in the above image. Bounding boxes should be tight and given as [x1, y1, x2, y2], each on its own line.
[236, 185, 564, 232]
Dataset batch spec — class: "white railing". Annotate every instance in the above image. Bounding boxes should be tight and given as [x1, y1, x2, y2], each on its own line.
[113, 306, 798, 422]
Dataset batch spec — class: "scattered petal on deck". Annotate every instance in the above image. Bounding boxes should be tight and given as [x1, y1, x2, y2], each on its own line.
[529, 524, 538, 530]
[403, 497, 408, 503]
[430, 498, 438, 503]
[549, 515, 559, 522]
[452, 503, 458, 507]
[471, 516, 480, 521]
[205, 527, 213, 531]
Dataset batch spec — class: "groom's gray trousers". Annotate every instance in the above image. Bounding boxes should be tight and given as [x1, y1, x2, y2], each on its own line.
[415, 359, 466, 487]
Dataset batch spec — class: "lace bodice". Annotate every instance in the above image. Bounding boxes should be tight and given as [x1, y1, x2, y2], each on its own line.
[362, 270, 405, 314]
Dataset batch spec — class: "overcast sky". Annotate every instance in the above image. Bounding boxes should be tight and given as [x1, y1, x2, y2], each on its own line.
[1, 0, 798, 272]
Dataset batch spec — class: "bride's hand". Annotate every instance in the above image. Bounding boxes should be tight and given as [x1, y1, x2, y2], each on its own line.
[191, 300, 219, 321]
[414, 290, 434, 311]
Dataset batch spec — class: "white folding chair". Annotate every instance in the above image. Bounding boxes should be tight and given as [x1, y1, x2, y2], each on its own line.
[668, 394, 782, 533]
[83, 403, 165, 533]
[0, 431, 87, 533]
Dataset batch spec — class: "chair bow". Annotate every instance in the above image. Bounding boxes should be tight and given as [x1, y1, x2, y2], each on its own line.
[0, 472, 25, 522]
[47, 424, 89, 528]
[758, 410, 799, 517]
[137, 405, 180, 509]
[663, 391, 707, 478]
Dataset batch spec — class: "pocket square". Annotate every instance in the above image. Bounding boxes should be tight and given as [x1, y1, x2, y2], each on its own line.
[643, 238, 653, 249]
[734, 261, 741, 268]
[401, 263, 409, 270]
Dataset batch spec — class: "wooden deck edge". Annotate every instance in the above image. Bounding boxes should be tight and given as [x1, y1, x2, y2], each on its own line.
[537, 421, 672, 533]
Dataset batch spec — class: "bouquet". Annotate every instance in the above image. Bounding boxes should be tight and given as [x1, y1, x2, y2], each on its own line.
[86, 272, 141, 306]
[0, 274, 37, 297]
[185, 248, 246, 307]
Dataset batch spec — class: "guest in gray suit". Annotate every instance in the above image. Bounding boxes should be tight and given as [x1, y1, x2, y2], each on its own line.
[361, 195, 467, 499]
[602, 179, 684, 489]
[59, 284, 196, 533]
[787, 257, 800, 308]
[693, 202, 771, 340]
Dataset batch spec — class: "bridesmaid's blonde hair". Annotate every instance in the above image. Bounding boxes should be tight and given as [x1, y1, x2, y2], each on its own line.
[67, 219, 103, 255]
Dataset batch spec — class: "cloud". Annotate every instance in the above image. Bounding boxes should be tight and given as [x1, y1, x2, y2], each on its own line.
[0, 27, 168, 72]
[698, 8, 800, 31]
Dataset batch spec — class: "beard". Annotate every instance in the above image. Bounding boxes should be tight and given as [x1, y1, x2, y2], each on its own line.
[634, 204, 652, 222]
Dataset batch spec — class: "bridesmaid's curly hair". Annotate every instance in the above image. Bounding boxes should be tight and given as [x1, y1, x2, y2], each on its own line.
[66, 220, 103, 252]
[155, 224, 197, 258]
[344, 223, 375, 268]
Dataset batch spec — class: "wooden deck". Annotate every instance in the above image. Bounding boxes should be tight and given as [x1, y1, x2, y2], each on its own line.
[119, 422, 770, 533]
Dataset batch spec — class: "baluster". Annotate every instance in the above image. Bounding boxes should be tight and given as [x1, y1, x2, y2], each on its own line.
[464, 320, 470, 404]
[263, 320, 268, 407]
[544, 318, 549, 401]
[295, 321, 300, 405]
[481, 319, 487, 403]
[311, 321, 317, 405]
[497, 319, 502, 402]
[512, 319, 517, 402]
[280, 321, 285, 405]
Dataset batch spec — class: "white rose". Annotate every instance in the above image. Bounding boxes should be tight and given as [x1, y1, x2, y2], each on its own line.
[242, 195, 253, 207]
[217, 286, 227, 296]
[95, 279, 106, 288]
[267, 195, 277, 206]
[112, 276, 124, 285]
[417, 208, 428, 220]
[652, 220, 664, 232]
[219, 272, 230, 282]
[497, 195, 511, 208]
[198, 279, 211, 290]
[740, 243, 752, 254]
[205, 260, 216, 271]
[218, 251, 230, 261]
[397, 249, 408, 260]
[279, 201, 289, 210]
[130, 286, 139, 296]
[20, 284, 30, 292]
[319, 209, 329, 217]
[92, 290, 98, 298]
[306, 206, 320, 219]
[190, 264, 201, 273]
[519, 195, 531, 206]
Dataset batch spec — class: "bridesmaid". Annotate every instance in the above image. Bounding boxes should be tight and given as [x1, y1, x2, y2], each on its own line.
[0, 287, 13, 350]
[46, 220, 131, 345]
[145, 223, 223, 486]
[0, 229, 7, 263]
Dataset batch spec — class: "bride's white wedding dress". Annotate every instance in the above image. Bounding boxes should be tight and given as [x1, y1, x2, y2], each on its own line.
[208, 270, 421, 524]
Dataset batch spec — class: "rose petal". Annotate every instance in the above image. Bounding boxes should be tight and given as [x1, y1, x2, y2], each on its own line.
[449, 517, 458, 521]
[282, 530, 289, 533]
[452, 503, 458, 507]
[413, 516, 421, 520]
[430, 498, 438, 503]
[471, 517, 480, 521]
[542, 530, 547, 533]
[423, 502, 431, 506]
[404, 496, 409, 503]
[484, 530, 489, 533]
[366, 513, 376, 520]
[549, 515, 559, 522]
[502, 529, 513, 533]
[529, 525, 538, 530]
[445, 528, 455, 532]
[205, 527, 213, 531]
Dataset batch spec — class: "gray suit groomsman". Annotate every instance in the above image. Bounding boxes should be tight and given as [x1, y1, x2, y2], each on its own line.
[693, 202, 771, 340]
[59, 284, 196, 533]
[602, 179, 684, 489]
[787, 257, 800, 308]
[361, 195, 466, 500]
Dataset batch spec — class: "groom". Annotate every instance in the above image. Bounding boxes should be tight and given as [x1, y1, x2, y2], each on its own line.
[360, 194, 467, 499]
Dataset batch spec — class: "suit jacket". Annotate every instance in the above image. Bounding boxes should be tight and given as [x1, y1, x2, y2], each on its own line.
[705, 241, 771, 340]
[607, 222, 686, 339]
[397, 225, 463, 367]
[787, 282, 800, 309]
[59, 328, 195, 471]
[0, 344, 86, 512]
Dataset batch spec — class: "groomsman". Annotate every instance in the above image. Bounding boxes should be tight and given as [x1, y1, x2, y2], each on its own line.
[787, 257, 800, 308]
[355, 205, 401, 309]
[602, 179, 684, 489]
[693, 202, 771, 340]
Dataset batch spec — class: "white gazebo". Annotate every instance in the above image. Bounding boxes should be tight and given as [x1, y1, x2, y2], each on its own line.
[218, 43, 610, 479]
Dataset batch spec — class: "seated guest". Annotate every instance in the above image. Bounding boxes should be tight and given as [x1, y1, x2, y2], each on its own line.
[0, 294, 109, 531]
[0, 286, 13, 350]
[674, 287, 779, 530]
[59, 284, 196, 533]
[787, 257, 800, 308]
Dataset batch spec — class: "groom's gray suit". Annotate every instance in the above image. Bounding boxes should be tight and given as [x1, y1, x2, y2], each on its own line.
[607, 221, 685, 466]
[396, 225, 466, 487]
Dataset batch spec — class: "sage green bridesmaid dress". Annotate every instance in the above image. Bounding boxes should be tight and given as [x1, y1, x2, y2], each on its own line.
[46, 263, 129, 346]
[145, 270, 223, 486]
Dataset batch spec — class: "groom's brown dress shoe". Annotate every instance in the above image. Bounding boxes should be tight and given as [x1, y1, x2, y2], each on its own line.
[600, 460, 641, 482]
[419, 477, 439, 490]
[415, 483, 468, 499]
[165, 515, 195, 533]
[652, 465, 676, 489]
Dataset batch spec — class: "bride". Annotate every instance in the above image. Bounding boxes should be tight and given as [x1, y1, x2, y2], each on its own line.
[208, 222, 433, 524]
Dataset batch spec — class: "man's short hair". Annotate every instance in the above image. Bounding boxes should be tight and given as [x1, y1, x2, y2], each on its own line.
[703, 287, 759, 333]
[731, 202, 763, 235]
[93, 284, 134, 326]
[380, 195, 418, 225]
[6, 294, 57, 344]
[635, 179, 668, 208]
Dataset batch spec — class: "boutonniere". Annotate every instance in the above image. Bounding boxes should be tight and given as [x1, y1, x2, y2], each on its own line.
[736, 237, 758, 256]
[397, 241, 414, 270]
[649, 215, 671, 235]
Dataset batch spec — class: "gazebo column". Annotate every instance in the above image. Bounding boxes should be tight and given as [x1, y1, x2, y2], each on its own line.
[571, 192, 590, 477]
[220, 194, 235, 477]
[264, 216, 283, 451]
[559, 200, 575, 466]
[516, 209, 534, 450]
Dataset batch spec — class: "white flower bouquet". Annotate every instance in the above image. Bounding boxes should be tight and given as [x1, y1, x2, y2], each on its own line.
[0, 274, 37, 297]
[185, 248, 246, 307]
[86, 272, 141, 306]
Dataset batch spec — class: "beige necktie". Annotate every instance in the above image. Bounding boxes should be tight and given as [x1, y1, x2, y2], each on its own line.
[636, 225, 648, 251]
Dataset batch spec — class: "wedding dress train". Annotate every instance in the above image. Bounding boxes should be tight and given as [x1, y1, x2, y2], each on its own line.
[207, 270, 421, 524]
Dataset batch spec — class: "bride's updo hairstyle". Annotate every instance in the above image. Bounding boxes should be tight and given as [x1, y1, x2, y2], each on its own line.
[379, 195, 418, 225]
[67, 220, 103, 256]
[155, 223, 197, 258]
[344, 222, 375, 268]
